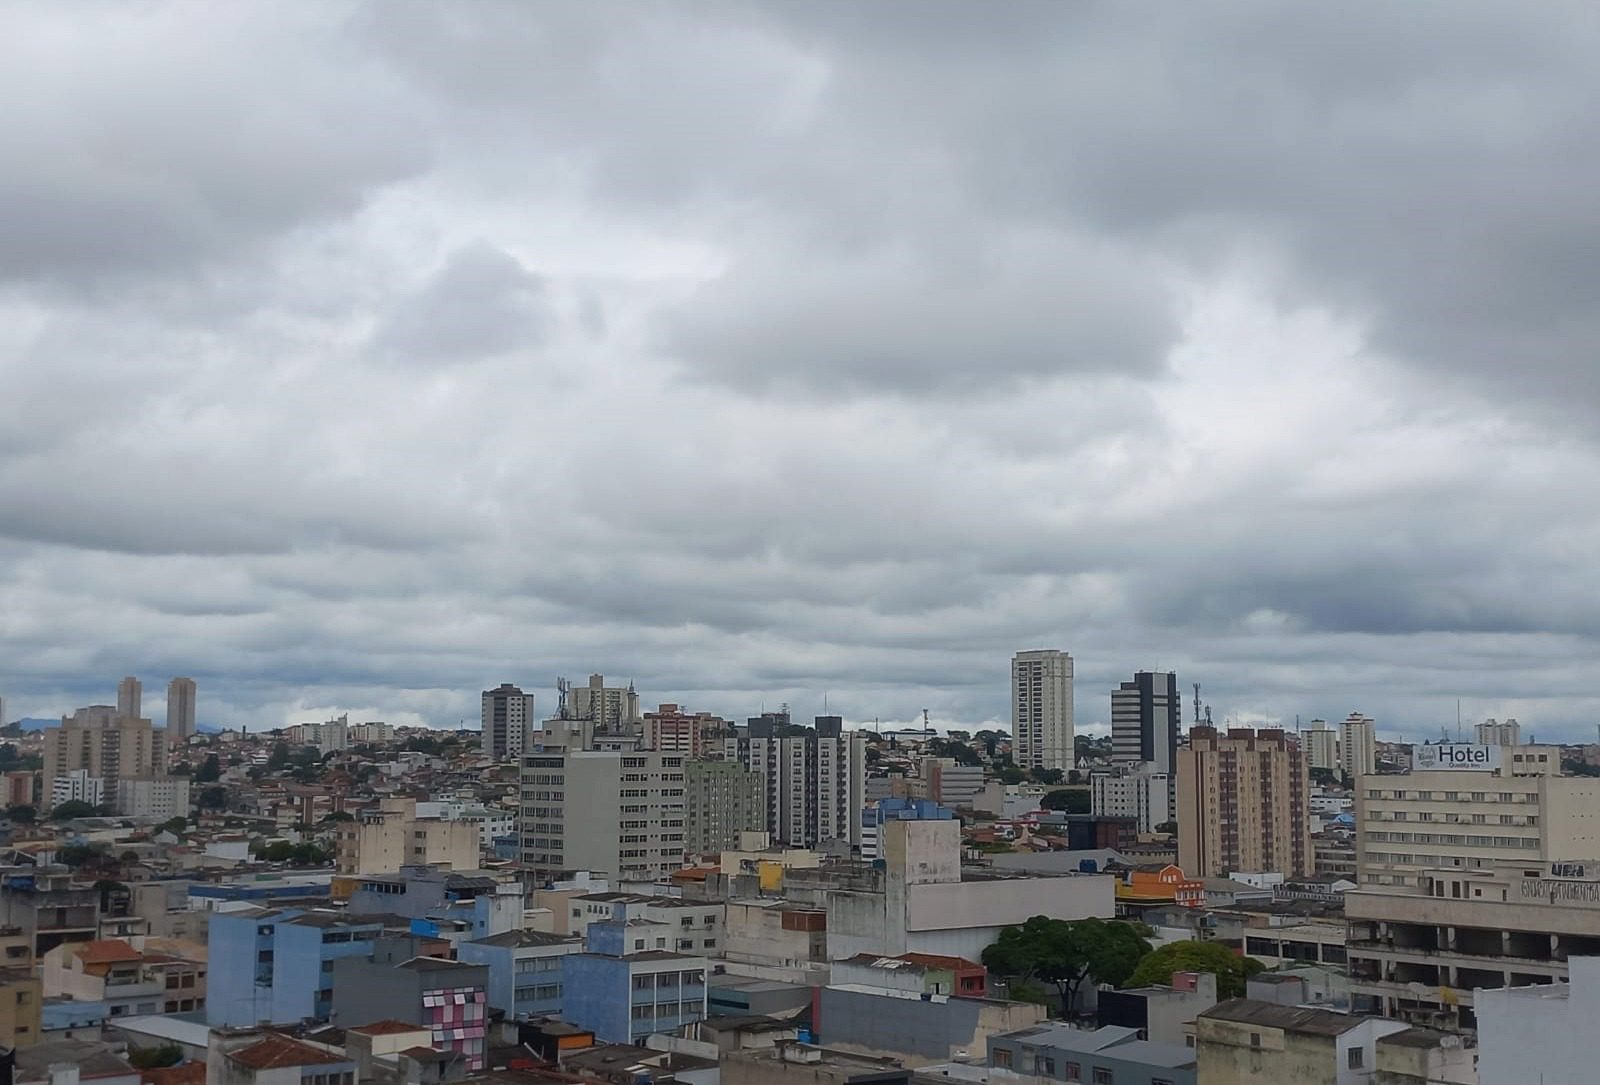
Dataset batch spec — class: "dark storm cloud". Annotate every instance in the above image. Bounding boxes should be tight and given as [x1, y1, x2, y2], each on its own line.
[1, 1, 1599, 740]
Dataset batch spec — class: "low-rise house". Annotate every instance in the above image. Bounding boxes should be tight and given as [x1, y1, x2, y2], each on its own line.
[455, 929, 582, 1021]
[206, 1030, 358, 1085]
[988, 1022, 1197, 1085]
[819, 985, 1046, 1066]
[42, 939, 165, 1018]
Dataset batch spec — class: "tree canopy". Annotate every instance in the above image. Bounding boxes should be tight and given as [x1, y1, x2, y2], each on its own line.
[982, 916, 1152, 1012]
[1041, 788, 1091, 814]
[195, 753, 222, 782]
[1124, 940, 1265, 999]
[50, 800, 104, 821]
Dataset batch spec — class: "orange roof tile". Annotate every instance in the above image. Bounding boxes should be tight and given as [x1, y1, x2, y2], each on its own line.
[348, 1020, 425, 1036]
[227, 1035, 347, 1070]
[74, 940, 142, 965]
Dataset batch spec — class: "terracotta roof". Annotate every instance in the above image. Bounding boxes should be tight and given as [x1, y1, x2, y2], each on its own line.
[348, 1020, 426, 1036]
[897, 952, 982, 971]
[74, 940, 142, 965]
[142, 1063, 206, 1085]
[227, 1035, 348, 1070]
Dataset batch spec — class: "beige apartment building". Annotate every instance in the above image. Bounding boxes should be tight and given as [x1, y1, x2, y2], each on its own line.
[1353, 744, 1600, 888]
[335, 797, 480, 875]
[1346, 858, 1600, 1032]
[41, 709, 166, 810]
[520, 750, 688, 881]
[1177, 727, 1313, 878]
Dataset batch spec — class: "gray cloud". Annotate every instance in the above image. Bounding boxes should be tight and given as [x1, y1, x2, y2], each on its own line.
[1, 2, 1599, 743]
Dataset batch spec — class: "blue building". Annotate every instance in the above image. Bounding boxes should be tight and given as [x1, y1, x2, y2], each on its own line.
[860, 797, 956, 860]
[206, 906, 404, 1027]
[346, 867, 524, 942]
[562, 950, 708, 1045]
[456, 929, 582, 1021]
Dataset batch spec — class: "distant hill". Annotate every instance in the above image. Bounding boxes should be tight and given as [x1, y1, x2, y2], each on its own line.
[3, 717, 225, 734]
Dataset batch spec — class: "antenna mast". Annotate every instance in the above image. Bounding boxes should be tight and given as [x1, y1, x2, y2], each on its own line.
[1193, 683, 1202, 724]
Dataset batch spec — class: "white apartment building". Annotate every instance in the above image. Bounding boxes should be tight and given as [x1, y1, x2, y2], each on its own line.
[1339, 712, 1377, 779]
[482, 684, 537, 760]
[114, 776, 190, 819]
[50, 769, 104, 809]
[286, 715, 349, 752]
[1302, 720, 1340, 773]
[415, 800, 517, 848]
[1011, 649, 1073, 772]
[1355, 744, 1596, 888]
[1475, 717, 1522, 747]
[520, 750, 688, 882]
[742, 715, 866, 849]
[569, 674, 642, 729]
[1089, 764, 1173, 833]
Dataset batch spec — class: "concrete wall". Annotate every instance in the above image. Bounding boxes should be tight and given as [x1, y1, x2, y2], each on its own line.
[818, 986, 1045, 1065]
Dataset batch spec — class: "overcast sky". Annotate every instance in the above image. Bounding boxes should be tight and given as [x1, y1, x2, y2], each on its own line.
[3, 2, 1599, 742]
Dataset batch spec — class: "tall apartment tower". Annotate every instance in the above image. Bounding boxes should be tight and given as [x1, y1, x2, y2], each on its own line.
[1177, 726, 1312, 878]
[117, 677, 142, 720]
[481, 684, 536, 760]
[1011, 650, 1073, 772]
[1475, 717, 1522, 746]
[684, 760, 766, 856]
[1302, 719, 1340, 773]
[519, 750, 688, 881]
[41, 707, 166, 811]
[1339, 712, 1377, 779]
[166, 677, 197, 745]
[1111, 671, 1180, 774]
[570, 674, 642, 729]
[742, 714, 866, 849]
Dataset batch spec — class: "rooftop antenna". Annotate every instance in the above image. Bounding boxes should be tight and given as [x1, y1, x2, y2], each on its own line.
[1456, 699, 1462, 742]
[922, 708, 931, 730]
[1193, 683, 1202, 724]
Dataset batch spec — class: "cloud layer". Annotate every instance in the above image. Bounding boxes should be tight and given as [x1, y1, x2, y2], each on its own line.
[3, 2, 1600, 741]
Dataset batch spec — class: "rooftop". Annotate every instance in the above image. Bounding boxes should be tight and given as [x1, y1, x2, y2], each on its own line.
[470, 929, 582, 948]
[1201, 998, 1359, 1037]
[347, 1020, 427, 1036]
[227, 1034, 350, 1070]
[74, 939, 143, 965]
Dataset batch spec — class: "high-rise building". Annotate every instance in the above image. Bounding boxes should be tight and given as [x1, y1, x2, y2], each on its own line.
[482, 684, 536, 760]
[1111, 671, 1179, 774]
[1339, 712, 1377, 779]
[1475, 717, 1522, 746]
[519, 750, 688, 881]
[41, 708, 166, 811]
[1302, 719, 1339, 773]
[742, 714, 867, 849]
[1011, 649, 1073, 772]
[117, 677, 142, 720]
[166, 677, 197, 745]
[684, 759, 765, 856]
[570, 674, 642, 730]
[1352, 744, 1593, 888]
[1089, 764, 1174, 833]
[1177, 726, 1312, 878]
[643, 704, 731, 757]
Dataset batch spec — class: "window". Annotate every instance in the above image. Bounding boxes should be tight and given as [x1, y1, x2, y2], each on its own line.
[1091, 1070, 1113, 1085]
[1064, 1063, 1081, 1082]
[1348, 1047, 1364, 1069]
[993, 1050, 1012, 1069]
[1040, 1058, 1054, 1076]
[1250, 1033, 1261, 1049]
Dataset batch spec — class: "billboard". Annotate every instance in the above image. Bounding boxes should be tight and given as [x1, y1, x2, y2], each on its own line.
[1412, 743, 1501, 772]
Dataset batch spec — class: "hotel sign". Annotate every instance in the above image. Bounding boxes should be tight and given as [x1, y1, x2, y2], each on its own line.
[1413, 744, 1501, 772]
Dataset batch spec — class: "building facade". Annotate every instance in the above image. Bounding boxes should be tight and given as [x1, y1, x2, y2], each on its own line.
[113, 776, 190, 819]
[1011, 649, 1073, 772]
[335, 797, 480, 876]
[520, 750, 688, 881]
[569, 674, 642, 730]
[684, 759, 765, 856]
[117, 678, 141, 720]
[166, 678, 197, 746]
[41, 711, 165, 811]
[1339, 712, 1377, 780]
[742, 715, 866, 850]
[481, 683, 536, 760]
[644, 704, 730, 757]
[1091, 764, 1174, 833]
[1111, 671, 1179, 775]
[1302, 721, 1339, 774]
[456, 929, 582, 1021]
[1177, 727, 1312, 878]
[1354, 746, 1592, 887]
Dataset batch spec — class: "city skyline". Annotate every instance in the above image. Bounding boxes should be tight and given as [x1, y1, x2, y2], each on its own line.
[5, 5, 1600, 740]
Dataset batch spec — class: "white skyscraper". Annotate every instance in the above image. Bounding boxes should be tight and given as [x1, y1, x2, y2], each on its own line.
[1011, 649, 1074, 772]
[166, 677, 197, 744]
[481, 684, 536, 759]
[1303, 719, 1340, 773]
[117, 676, 142, 719]
[1339, 712, 1377, 779]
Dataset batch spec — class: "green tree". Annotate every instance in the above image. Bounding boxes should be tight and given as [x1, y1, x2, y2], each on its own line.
[197, 786, 228, 810]
[157, 816, 187, 836]
[58, 842, 111, 868]
[982, 916, 1152, 1013]
[1155, 820, 1178, 834]
[1030, 767, 1065, 785]
[999, 766, 1027, 785]
[195, 754, 222, 782]
[5, 804, 35, 825]
[268, 741, 290, 769]
[1124, 940, 1265, 998]
[128, 1044, 183, 1070]
[1042, 789, 1091, 814]
[50, 800, 100, 821]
